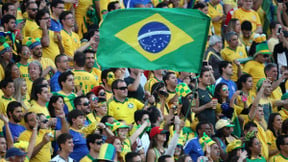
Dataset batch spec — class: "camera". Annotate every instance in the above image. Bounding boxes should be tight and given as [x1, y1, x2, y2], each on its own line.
[159, 90, 169, 98]
[99, 91, 105, 96]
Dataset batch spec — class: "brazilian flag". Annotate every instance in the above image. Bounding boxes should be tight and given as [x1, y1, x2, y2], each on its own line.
[97, 8, 210, 73]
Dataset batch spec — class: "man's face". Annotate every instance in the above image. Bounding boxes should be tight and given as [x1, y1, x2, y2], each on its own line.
[280, 137, 288, 154]
[6, 5, 16, 16]
[199, 71, 211, 86]
[2, 82, 15, 97]
[61, 138, 74, 153]
[63, 74, 74, 91]
[264, 83, 272, 96]
[140, 114, 149, 125]
[63, 14, 74, 28]
[256, 54, 269, 64]
[0, 137, 6, 154]
[38, 87, 51, 102]
[242, 30, 251, 39]
[73, 115, 85, 128]
[28, 63, 41, 80]
[58, 56, 69, 71]
[242, 0, 253, 10]
[229, 35, 238, 48]
[53, 3, 65, 16]
[256, 106, 264, 120]
[167, 74, 177, 87]
[92, 138, 103, 152]
[32, 45, 42, 58]
[79, 97, 91, 114]
[26, 113, 38, 130]
[114, 82, 128, 98]
[85, 53, 95, 69]
[27, 3, 38, 19]
[266, 67, 278, 81]
[223, 63, 233, 76]
[200, 124, 211, 137]
[131, 155, 142, 162]
[41, 13, 51, 28]
[6, 19, 16, 31]
[11, 107, 23, 123]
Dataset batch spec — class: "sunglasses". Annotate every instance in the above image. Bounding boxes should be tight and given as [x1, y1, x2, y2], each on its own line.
[117, 87, 127, 90]
[41, 119, 49, 124]
[91, 96, 98, 101]
[263, 55, 270, 58]
[222, 87, 228, 92]
[95, 141, 104, 145]
[82, 102, 90, 106]
[29, 8, 38, 12]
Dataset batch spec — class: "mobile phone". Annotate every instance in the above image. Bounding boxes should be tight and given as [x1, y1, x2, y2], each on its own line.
[278, 26, 282, 35]
[203, 61, 208, 66]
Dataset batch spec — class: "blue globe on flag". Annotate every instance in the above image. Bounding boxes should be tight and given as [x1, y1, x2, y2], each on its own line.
[138, 22, 171, 53]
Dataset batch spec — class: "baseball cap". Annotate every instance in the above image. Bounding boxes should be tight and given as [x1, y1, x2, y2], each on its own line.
[5, 147, 26, 158]
[149, 127, 168, 138]
[226, 140, 242, 152]
[215, 119, 234, 130]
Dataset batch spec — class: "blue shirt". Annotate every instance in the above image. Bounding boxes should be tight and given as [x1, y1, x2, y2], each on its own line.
[50, 71, 61, 92]
[50, 18, 62, 32]
[215, 77, 237, 100]
[69, 129, 89, 161]
[3, 122, 26, 142]
[184, 137, 204, 162]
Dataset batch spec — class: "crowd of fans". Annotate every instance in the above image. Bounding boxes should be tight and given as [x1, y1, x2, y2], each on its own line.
[0, 0, 288, 161]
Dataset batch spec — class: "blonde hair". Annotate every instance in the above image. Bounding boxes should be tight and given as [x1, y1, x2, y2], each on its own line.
[13, 78, 27, 110]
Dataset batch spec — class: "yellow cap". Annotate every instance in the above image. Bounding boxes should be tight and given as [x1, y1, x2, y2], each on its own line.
[215, 119, 234, 130]
[226, 140, 242, 152]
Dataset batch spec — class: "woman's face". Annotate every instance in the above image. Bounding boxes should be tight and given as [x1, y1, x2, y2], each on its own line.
[39, 115, 49, 129]
[250, 138, 261, 155]
[98, 89, 106, 99]
[53, 97, 64, 111]
[235, 20, 241, 33]
[2, 51, 12, 62]
[156, 134, 166, 142]
[113, 138, 122, 153]
[220, 85, 229, 98]
[244, 77, 253, 90]
[28, 63, 41, 80]
[273, 115, 282, 130]
[11, 64, 20, 79]
[21, 81, 27, 96]
[88, 94, 98, 108]
[95, 103, 107, 115]
[117, 128, 128, 140]
[174, 145, 182, 156]
[210, 143, 220, 160]
[21, 46, 31, 59]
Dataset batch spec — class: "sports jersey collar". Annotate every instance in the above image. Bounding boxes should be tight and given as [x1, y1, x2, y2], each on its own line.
[280, 154, 288, 160]
[167, 89, 176, 94]
[227, 46, 237, 52]
[1, 96, 13, 101]
[113, 97, 128, 103]
[16, 62, 29, 66]
[87, 154, 97, 161]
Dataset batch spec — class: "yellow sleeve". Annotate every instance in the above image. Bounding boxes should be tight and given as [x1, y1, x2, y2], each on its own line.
[266, 130, 272, 145]
[18, 132, 30, 142]
[0, 65, 5, 81]
[81, 121, 97, 135]
[133, 99, 144, 110]
[256, 12, 262, 26]
[220, 49, 227, 60]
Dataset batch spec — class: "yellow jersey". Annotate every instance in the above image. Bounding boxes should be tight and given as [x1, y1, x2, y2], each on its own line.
[269, 154, 288, 162]
[0, 65, 4, 81]
[73, 70, 99, 94]
[89, 68, 101, 85]
[60, 29, 81, 57]
[16, 62, 29, 83]
[266, 129, 279, 157]
[29, 101, 50, 118]
[107, 97, 144, 124]
[80, 154, 97, 162]
[208, 2, 224, 36]
[223, 0, 237, 8]
[220, 46, 248, 81]
[18, 129, 53, 162]
[22, 19, 38, 37]
[144, 76, 161, 92]
[279, 108, 288, 121]
[31, 28, 60, 61]
[243, 60, 265, 92]
[232, 8, 261, 33]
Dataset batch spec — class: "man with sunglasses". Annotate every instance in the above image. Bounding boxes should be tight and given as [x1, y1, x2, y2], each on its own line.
[23, 2, 38, 37]
[243, 40, 271, 92]
[80, 133, 103, 161]
[107, 79, 144, 125]
[271, 135, 288, 161]
[74, 95, 95, 126]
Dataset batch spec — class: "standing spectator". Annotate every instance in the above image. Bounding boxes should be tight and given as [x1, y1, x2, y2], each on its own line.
[268, 21, 281, 52]
[207, 0, 224, 36]
[194, 68, 217, 125]
[73, 51, 98, 94]
[74, 95, 95, 125]
[266, 113, 282, 157]
[50, 54, 69, 92]
[51, 133, 75, 162]
[221, 32, 247, 81]
[3, 101, 25, 142]
[29, 85, 51, 118]
[125, 68, 145, 102]
[232, 0, 262, 33]
[144, 70, 163, 92]
[273, 30, 288, 75]
[2, 3, 17, 17]
[100, 69, 115, 100]
[59, 11, 80, 58]
[215, 61, 237, 100]
[50, 0, 64, 32]
[23, 2, 39, 37]
[240, 21, 255, 52]
[204, 35, 223, 80]
[80, 133, 103, 161]
[84, 49, 101, 85]
[16, 45, 31, 83]
[163, 72, 178, 106]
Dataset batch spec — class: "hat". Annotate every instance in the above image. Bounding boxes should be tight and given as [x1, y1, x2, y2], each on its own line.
[253, 34, 266, 44]
[149, 127, 168, 138]
[0, 42, 11, 55]
[23, 37, 41, 49]
[14, 141, 29, 152]
[199, 133, 216, 151]
[106, 121, 130, 132]
[282, 93, 288, 100]
[256, 78, 266, 91]
[5, 147, 26, 158]
[254, 42, 271, 56]
[176, 83, 192, 98]
[98, 143, 116, 162]
[91, 86, 105, 96]
[209, 35, 222, 46]
[215, 119, 234, 130]
[226, 140, 242, 152]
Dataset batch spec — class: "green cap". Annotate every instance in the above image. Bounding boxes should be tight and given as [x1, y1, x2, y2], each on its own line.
[256, 78, 266, 91]
[254, 42, 271, 57]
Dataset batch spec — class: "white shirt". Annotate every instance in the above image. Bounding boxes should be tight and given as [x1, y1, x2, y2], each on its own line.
[50, 155, 75, 162]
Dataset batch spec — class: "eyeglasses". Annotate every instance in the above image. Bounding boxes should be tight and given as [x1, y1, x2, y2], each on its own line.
[41, 119, 49, 124]
[82, 102, 90, 106]
[263, 55, 270, 58]
[95, 141, 104, 145]
[65, 17, 73, 20]
[222, 87, 228, 92]
[29, 8, 38, 12]
[117, 87, 127, 90]
[56, 7, 65, 9]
